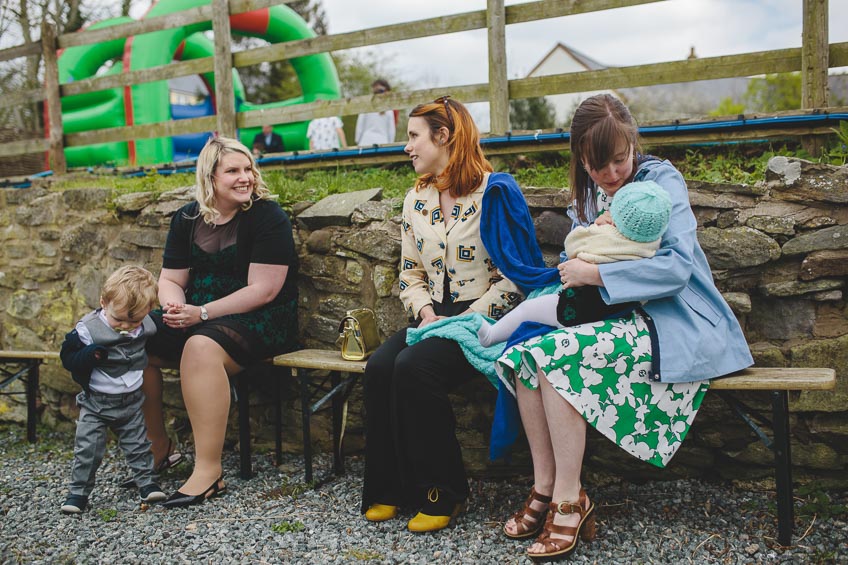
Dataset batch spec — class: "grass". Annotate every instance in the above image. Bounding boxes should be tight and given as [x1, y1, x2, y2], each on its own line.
[271, 520, 305, 534]
[96, 508, 118, 522]
[43, 137, 847, 207]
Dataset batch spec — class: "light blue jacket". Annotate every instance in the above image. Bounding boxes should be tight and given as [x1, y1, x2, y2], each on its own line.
[570, 159, 753, 383]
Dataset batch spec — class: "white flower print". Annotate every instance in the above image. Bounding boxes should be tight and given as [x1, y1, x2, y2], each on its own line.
[578, 365, 604, 387]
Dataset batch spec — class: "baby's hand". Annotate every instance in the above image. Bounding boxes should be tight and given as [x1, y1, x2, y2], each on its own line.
[594, 211, 614, 226]
[164, 302, 185, 314]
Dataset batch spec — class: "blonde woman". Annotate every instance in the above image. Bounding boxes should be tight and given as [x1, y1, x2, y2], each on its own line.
[140, 136, 298, 507]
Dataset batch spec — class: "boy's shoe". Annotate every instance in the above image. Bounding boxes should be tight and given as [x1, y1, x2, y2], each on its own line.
[61, 494, 88, 514]
[139, 483, 167, 503]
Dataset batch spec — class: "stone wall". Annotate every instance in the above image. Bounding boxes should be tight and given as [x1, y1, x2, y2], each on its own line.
[1, 157, 846, 485]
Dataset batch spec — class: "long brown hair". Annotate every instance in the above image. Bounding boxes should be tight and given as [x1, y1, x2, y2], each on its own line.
[409, 96, 493, 197]
[569, 94, 641, 223]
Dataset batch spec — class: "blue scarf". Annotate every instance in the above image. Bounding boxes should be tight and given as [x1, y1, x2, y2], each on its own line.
[481, 173, 560, 460]
[481, 173, 560, 295]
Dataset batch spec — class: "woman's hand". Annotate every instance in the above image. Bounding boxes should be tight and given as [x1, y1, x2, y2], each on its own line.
[558, 258, 602, 289]
[417, 305, 445, 328]
[162, 302, 203, 329]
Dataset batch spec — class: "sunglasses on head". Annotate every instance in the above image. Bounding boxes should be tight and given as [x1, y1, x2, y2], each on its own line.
[373, 88, 387, 94]
[434, 95, 454, 130]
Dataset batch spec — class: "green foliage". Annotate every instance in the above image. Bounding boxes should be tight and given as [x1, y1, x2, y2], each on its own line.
[709, 97, 745, 117]
[271, 520, 306, 534]
[96, 508, 118, 522]
[822, 120, 848, 165]
[744, 73, 801, 112]
[795, 483, 848, 520]
[509, 97, 558, 130]
[512, 163, 569, 188]
[263, 476, 317, 500]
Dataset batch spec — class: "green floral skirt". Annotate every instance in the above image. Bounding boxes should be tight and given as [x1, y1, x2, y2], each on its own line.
[496, 311, 709, 468]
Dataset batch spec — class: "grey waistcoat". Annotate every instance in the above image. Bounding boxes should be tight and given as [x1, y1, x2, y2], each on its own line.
[80, 310, 157, 379]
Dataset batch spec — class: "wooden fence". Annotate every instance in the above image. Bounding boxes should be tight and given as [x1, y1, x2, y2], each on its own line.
[0, 0, 844, 175]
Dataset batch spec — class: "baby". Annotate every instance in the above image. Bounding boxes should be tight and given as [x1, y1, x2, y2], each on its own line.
[479, 180, 672, 346]
[59, 265, 166, 513]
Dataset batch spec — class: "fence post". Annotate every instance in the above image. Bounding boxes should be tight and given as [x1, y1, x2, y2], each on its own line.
[801, 0, 828, 156]
[487, 0, 509, 135]
[41, 22, 66, 175]
[213, 0, 237, 138]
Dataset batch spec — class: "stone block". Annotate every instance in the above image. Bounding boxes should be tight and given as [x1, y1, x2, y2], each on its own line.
[688, 190, 758, 210]
[59, 224, 106, 259]
[114, 191, 156, 212]
[7, 290, 42, 320]
[336, 228, 400, 263]
[800, 249, 848, 280]
[766, 156, 848, 205]
[792, 334, 848, 412]
[305, 229, 333, 254]
[745, 215, 795, 236]
[300, 255, 346, 279]
[351, 200, 395, 224]
[372, 264, 397, 297]
[782, 224, 848, 256]
[137, 199, 187, 227]
[533, 210, 571, 247]
[759, 278, 843, 297]
[120, 228, 168, 249]
[698, 227, 781, 269]
[297, 188, 382, 229]
[62, 188, 112, 211]
[523, 187, 568, 209]
[345, 260, 364, 284]
[722, 291, 751, 314]
[813, 303, 848, 338]
[747, 297, 814, 340]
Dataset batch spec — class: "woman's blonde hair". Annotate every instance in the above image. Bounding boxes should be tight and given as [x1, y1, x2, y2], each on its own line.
[194, 136, 272, 224]
[101, 265, 158, 319]
[408, 96, 493, 197]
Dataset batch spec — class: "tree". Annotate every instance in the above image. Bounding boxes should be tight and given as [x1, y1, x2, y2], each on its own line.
[0, 0, 123, 132]
[744, 72, 801, 112]
[509, 96, 557, 130]
[709, 97, 745, 117]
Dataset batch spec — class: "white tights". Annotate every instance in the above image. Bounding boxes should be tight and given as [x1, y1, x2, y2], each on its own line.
[478, 293, 563, 347]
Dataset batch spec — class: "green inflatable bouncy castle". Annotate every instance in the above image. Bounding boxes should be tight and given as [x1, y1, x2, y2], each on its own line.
[57, 0, 341, 168]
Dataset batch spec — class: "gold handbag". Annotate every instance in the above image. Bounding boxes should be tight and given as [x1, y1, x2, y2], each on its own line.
[337, 308, 381, 361]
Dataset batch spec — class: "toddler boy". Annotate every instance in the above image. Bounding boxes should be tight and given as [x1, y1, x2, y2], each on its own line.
[59, 265, 165, 513]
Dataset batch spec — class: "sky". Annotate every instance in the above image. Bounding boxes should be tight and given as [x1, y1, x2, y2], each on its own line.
[319, 0, 848, 129]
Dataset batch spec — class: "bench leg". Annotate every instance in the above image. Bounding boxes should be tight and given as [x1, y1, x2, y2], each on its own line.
[331, 371, 344, 476]
[26, 362, 39, 443]
[274, 372, 282, 467]
[236, 374, 252, 479]
[299, 368, 313, 484]
[772, 390, 793, 546]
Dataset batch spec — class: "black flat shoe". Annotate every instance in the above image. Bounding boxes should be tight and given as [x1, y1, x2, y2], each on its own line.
[161, 477, 225, 509]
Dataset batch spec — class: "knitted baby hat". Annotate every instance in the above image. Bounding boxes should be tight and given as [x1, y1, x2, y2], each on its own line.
[609, 180, 672, 243]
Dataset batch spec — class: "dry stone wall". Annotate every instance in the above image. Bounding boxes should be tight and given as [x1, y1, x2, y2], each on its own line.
[1, 157, 846, 485]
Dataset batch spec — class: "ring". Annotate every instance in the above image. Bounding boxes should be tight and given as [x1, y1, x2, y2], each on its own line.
[179, 320, 184, 326]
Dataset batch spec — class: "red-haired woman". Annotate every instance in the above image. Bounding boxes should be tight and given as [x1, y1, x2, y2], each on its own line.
[361, 97, 558, 532]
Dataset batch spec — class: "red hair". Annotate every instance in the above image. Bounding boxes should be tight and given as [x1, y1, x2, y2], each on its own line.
[409, 97, 492, 197]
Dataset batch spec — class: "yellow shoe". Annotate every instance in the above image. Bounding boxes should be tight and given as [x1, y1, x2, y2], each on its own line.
[407, 487, 464, 533]
[365, 504, 398, 522]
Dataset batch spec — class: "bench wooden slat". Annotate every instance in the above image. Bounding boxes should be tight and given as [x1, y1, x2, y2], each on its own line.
[710, 367, 836, 391]
[0, 351, 60, 361]
[273, 349, 367, 373]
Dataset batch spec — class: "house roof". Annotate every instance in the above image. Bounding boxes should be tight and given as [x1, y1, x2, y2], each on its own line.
[525, 42, 608, 77]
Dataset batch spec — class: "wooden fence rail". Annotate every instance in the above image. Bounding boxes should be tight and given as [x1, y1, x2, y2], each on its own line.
[0, 0, 836, 175]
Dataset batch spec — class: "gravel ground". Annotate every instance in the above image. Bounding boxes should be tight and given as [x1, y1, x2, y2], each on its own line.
[1, 424, 846, 564]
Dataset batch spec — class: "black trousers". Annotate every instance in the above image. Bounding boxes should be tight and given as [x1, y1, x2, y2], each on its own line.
[361, 318, 483, 512]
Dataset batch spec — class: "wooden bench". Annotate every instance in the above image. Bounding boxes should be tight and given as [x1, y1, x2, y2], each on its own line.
[708, 367, 836, 546]
[272, 349, 366, 484]
[0, 350, 60, 442]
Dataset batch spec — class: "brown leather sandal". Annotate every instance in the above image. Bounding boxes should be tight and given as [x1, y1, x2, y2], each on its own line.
[528, 489, 596, 562]
[503, 487, 553, 540]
